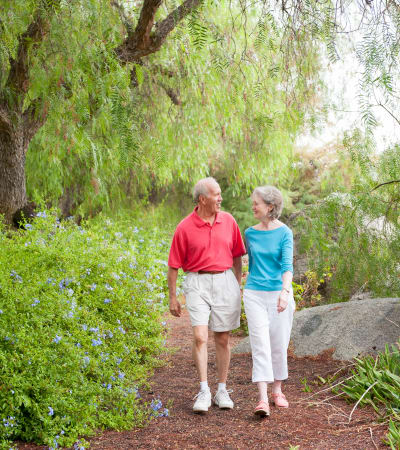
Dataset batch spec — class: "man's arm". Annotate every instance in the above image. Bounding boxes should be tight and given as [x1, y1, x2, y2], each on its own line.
[232, 256, 242, 285]
[167, 267, 181, 317]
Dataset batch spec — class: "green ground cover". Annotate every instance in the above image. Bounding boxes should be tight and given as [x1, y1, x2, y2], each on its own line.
[0, 211, 174, 449]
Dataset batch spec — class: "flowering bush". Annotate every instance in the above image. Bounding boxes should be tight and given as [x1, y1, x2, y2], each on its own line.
[0, 211, 171, 448]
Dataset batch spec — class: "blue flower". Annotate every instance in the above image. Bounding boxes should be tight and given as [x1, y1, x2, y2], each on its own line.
[118, 371, 125, 379]
[83, 356, 90, 367]
[90, 283, 97, 291]
[91, 338, 103, 347]
[105, 283, 113, 291]
[151, 399, 162, 411]
[145, 270, 151, 279]
[48, 406, 54, 416]
[25, 223, 33, 230]
[31, 298, 40, 306]
[0, 310, 3, 314]
[118, 326, 126, 335]
[10, 271, 23, 283]
[89, 327, 99, 333]
[36, 211, 47, 218]
[53, 335, 62, 344]
[161, 408, 169, 417]
[82, 324, 87, 331]
[116, 358, 122, 365]
[104, 298, 111, 304]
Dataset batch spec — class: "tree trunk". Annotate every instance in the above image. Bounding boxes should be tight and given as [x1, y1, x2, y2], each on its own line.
[0, 129, 27, 224]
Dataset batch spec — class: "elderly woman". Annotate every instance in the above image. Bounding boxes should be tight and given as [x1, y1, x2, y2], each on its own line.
[243, 185, 295, 417]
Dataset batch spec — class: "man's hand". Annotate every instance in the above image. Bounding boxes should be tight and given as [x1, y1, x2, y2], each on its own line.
[277, 290, 289, 313]
[169, 297, 182, 317]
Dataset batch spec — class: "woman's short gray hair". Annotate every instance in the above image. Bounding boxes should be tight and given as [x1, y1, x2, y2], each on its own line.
[252, 185, 283, 219]
[193, 177, 219, 203]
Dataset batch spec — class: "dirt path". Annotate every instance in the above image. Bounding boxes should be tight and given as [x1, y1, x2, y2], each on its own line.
[86, 310, 387, 450]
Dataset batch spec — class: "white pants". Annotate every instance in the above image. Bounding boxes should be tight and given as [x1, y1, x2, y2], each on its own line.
[243, 289, 295, 383]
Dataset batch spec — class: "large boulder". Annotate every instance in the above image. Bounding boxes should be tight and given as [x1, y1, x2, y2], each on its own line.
[233, 298, 400, 360]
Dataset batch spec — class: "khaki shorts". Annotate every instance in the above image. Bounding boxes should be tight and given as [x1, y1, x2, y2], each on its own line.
[182, 269, 241, 332]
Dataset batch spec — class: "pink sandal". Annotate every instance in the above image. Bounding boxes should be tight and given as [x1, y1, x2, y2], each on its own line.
[271, 392, 289, 408]
[254, 400, 270, 417]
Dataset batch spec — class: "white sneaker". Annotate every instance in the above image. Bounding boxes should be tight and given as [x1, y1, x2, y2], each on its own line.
[193, 389, 212, 412]
[213, 389, 234, 409]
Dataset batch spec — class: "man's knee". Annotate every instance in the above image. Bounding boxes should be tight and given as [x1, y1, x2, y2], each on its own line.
[214, 331, 230, 348]
[193, 327, 208, 347]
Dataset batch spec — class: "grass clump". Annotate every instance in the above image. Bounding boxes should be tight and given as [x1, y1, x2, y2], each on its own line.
[338, 343, 400, 448]
[0, 211, 171, 449]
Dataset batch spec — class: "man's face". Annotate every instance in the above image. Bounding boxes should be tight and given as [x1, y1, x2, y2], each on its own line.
[201, 182, 222, 214]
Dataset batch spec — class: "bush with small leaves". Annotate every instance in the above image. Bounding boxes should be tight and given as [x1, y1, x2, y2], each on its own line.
[0, 210, 172, 448]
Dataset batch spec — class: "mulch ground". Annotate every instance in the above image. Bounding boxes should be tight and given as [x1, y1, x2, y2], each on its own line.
[19, 310, 388, 450]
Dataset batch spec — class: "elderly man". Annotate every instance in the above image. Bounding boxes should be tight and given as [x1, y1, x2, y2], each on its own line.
[168, 177, 246, 413]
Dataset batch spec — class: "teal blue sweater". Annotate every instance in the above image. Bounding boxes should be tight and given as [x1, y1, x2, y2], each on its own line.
[244, 225, 293, 291]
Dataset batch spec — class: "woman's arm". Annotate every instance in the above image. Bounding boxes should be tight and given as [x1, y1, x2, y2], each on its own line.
[277, 229, 294, 313]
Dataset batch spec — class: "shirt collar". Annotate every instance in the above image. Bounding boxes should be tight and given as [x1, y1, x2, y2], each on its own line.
[192, 207, 222, 227]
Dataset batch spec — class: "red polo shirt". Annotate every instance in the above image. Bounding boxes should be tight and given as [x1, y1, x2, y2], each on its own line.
[168, 208, 246, 272]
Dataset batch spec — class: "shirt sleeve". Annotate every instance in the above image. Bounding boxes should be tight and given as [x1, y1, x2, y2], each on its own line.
[245, 233, 253, 272]
[281, 228, 294, 274]
[231, 220, 246, 258]
[168, 226, 187, 269]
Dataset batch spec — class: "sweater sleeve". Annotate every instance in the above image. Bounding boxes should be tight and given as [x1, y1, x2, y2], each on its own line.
[281, 228, 294, 274]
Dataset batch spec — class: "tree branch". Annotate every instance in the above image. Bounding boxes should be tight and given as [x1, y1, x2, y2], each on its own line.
[160, 83, 182, 105]
[152, 0, 203, 48]
[7, 10, 50, 104]
[371, 179, 400, 192]
[117, 0, 203, 62]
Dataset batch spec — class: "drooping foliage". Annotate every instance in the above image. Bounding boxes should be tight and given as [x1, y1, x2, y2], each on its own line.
[15, 0, 323, 216]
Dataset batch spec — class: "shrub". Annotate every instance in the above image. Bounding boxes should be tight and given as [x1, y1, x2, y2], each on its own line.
[293, 269, 332, 309]
[0, 211, 171, 449]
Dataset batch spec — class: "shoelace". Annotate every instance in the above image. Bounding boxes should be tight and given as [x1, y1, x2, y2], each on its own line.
[215, 389, 233, 399]
[193, 390, 210, 401]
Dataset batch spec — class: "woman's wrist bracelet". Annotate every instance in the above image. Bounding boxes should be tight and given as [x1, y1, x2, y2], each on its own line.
[282, 288, 290, 293]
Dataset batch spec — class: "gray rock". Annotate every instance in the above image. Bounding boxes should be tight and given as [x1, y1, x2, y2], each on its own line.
[233, 298, 400, 360]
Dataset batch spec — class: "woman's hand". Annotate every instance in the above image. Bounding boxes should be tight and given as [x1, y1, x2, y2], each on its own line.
[277, 290, 289, 313]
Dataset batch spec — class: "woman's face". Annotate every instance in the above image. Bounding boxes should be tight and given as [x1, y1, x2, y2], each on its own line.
[251, 194, 273, 220]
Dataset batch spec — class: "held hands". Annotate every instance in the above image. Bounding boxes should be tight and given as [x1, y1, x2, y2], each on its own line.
[169, 297, 182, 317]
[277, 289, 289, 313]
